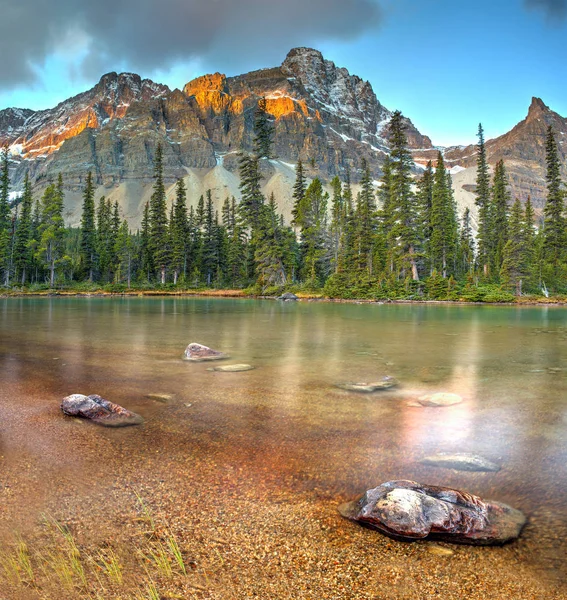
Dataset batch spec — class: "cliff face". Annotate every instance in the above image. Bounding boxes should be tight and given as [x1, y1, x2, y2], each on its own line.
[0, 48, 564, 227]
[1, 48, 430, 195]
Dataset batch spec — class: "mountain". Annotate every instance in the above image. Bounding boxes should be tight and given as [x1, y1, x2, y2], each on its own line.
[0, 47, 565, 228]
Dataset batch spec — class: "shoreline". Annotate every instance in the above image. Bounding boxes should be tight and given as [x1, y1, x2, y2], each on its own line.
[1, 288, 567, 306]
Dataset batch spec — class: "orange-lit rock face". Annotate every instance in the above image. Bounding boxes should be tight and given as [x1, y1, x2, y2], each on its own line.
[265, 96, 309, 119]
[184, 73, 233, 114]
[24, 108, 101, 156]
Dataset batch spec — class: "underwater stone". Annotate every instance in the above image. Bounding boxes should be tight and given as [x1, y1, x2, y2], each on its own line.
[61, 394, 143, 427]
[338, 480, 525, 545]
[184, 343, 227, 361]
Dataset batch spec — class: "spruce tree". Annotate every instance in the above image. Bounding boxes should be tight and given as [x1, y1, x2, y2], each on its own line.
[296, 178, 329, 284]
[170, 178, 189, 284]
[149, 144, 170, 284]
[223, 196, 247, 286]
[80, 172, 97, 281]
[292, 159, 307, 226]
[416, 161, 434, 273]
[0, 146, 10, 285]
[387, 111, 420, 281]
[254, 193, 295, 288]
[329, 175, 344, 273]
[475, 124, 492, 276]
[253, 97, 275, 159]
[542, 125, 566, 287]
[115, 220, 133, 287]
[457, 208, 475, 277]
[429, 153, 458, 277]
[354, 159, 378, 275]
[14, 174, 33, 285]
[238, 153, 264, 229]
[139, 202, 152, 281]
[523, 196, 537, 288]
[500, 198, 529, 295]
[489, 159, 510, 274]
[37, 180, 66, 287]
[201, 190, 219, 285]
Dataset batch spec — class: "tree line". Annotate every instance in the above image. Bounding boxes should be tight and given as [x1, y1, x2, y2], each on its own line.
[0, 98, 565, 299]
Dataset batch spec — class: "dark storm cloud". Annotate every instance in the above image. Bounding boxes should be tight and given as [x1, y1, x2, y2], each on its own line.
[524, 0, 566, 18]
[0, 0, 381, 89]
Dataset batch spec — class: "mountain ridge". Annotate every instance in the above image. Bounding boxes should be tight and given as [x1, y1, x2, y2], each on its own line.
[0, 47, 565, 227]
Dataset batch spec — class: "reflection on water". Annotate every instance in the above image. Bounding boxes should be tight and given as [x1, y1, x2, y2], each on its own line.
[0, 297, 566, 586]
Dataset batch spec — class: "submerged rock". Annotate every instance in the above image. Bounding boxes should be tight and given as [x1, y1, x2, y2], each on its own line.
[207, 364, 255, 372]
[419, 453, 500, 472]
[277, 292, 299, 301]
[61, 394, 143, 427]
[337, 377, 399, 393]
[412, 393, 463, 407]
[184, 343, 227, 362]
[145, 393, 175, 403]
[338, 480, 525, 545]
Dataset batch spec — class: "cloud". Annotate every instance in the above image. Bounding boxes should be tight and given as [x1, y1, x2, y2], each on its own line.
[524, 0, 566, 19]
[0, 0, 381, 90]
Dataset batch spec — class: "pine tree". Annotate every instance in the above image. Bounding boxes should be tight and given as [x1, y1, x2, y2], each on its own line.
[354, 159, 378, 275]
[457, 208, 474, 277]
[14, 174, 33, 284]
[37, 180, 66, 287]
[387, 111, 420, 280]
[196, 195, 205, 227]
[223, 196, 247, 286]
[489, 159, 510, 274]
[429, 153, 458, 277]
[253, 97, 275, 159]
[475, 123, 492, 276]
[187, 205, 202, 284]
[500, 198, 529, 295]
[149, 144, 170, 284]
[523, 196, 537, 288]
[329, 175, 344, 273]
[296, 178, 329, 284]
[139, 202, 152, 281]
[292, 159, 307, 226]
[0, 146, 10, 285]
[170, 178, 189, 284]
[416, 161, 434, 273]
[115, 220, 133, 287]
[254, 193, 295, 288]
[80, 172, 97, 281]
[542, 125, 566, 287]
[201, 190, 219, 285]
[238, 153, 264, 229]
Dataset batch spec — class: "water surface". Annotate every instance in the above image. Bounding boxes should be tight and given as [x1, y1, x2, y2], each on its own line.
[0, 297, 566, 594]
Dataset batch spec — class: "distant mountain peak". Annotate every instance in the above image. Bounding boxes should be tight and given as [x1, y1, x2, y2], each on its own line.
[527, 96, 549, 118]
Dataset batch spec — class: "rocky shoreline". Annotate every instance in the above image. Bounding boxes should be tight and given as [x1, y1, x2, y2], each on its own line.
[2, 288, 567, 307]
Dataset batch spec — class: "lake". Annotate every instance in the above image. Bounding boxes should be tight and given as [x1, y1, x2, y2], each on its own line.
[0, 297, 565, 598]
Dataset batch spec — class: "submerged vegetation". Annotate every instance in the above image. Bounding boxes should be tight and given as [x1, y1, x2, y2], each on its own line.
[1, 100, 566, 302]
[0, 497, 205, 599]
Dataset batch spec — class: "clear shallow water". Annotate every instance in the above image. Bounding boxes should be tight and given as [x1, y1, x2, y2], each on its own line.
[0, 297, 566, 589]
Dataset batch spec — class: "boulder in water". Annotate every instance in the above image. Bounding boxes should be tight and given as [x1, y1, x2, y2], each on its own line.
[207, 364, 255, 372]
[184, 343, 227, 362]
[61, 394, 143, 427]
[145, 393, 174, 403]
[413, 392, 463, 407]
[419, 453, 500, 472]
[277, 292, 299, 301]
[337, 376, 398, 393]
[338, 480, 525, 545]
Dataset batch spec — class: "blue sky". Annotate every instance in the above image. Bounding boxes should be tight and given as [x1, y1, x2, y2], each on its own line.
[0, 0, 564, 147]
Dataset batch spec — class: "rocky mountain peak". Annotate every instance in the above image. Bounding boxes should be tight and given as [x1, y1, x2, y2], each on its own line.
[527, 96, 549, 120]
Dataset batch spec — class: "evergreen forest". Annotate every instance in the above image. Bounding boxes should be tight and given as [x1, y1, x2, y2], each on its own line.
[1, 100, 566, 303]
